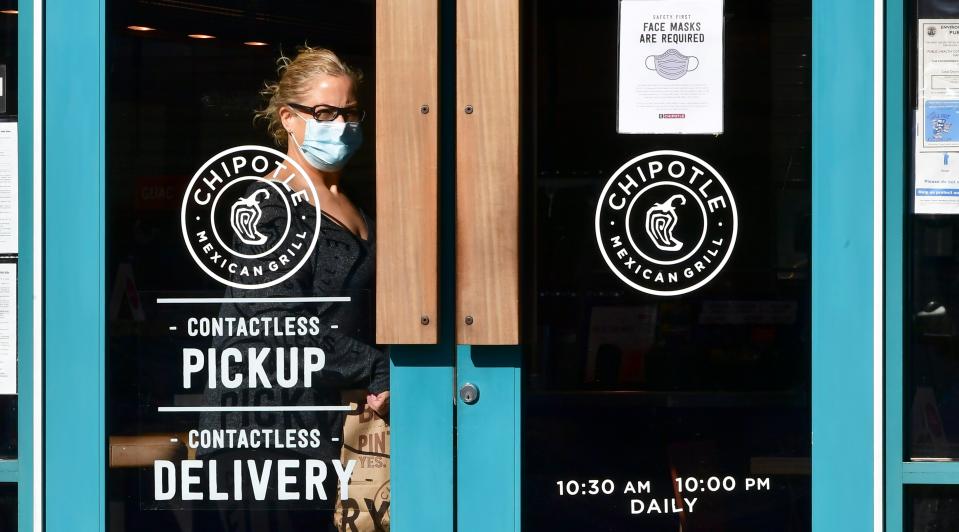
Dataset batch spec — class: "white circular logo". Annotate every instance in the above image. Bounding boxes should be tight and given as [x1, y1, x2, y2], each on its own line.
[181, 145, 320, 289]
[595, 150, 737, 296]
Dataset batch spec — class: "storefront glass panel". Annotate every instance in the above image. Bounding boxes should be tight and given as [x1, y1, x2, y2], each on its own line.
[906, 0, 959, 462]
[0, 483, 16, 531]
[522, 1, 811, 529]
[907, 485, 959, 529]
[105, 2, 390, 530]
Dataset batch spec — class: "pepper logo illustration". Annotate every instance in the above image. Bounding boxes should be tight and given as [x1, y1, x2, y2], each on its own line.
[595, 151, 737, 296]
[181, 145, 320, 289]
[645, 194, 686, 251]
[230, 189, 271, 245]
[646, 49, 699, 80]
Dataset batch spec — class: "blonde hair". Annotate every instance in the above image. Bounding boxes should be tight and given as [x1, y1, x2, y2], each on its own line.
[255, 45, 363, 146]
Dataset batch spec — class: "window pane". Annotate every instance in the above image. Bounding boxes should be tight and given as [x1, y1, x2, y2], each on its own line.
[0, 396, 15, 459]
[906, 0, 959, 461]
[908, 485, 959, 530]
[522, 1, 811, 529]
[0, 1, 17, 115]
[0, 483, 16, 532]
[106, 2, 387, 531]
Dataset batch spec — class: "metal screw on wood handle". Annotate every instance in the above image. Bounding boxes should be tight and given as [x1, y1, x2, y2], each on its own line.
[464, 105, 474, 114]
[465, 315, 474, 326]
[420, 315, 430, 325]
[420, 104, 430, 114]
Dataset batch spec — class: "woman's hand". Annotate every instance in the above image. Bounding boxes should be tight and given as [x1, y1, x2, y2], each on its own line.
[367, 390, 390, 417]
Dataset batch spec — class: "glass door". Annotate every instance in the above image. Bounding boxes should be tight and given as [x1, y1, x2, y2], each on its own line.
[892, 0, 959, 529]
[451, 0, 880, 528]
[103, 2, 395, 531]
[45, 1, 452, 531]
[518, 1, 811, 529]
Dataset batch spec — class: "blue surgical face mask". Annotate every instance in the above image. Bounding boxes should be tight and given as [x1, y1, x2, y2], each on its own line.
[289, 110, 363, 172]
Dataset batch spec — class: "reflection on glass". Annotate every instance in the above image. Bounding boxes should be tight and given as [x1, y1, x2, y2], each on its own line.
[106, 2, 384, 531]
[0, 483, 16, 532]
[908, 485, 959, 530]
[522, 0, 811, 529]
[0, 395, 14, 459]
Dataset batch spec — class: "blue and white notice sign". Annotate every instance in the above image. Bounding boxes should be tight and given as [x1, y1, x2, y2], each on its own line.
[916, 20, 959, 213]
[915, 151, 959, 214]
[925, 100, 959, 145]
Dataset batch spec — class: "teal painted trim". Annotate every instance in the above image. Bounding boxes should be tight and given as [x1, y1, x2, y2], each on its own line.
[390, 2, 457, 528]
[0, 460, 18, 482]
[45, 0, 106, 530]
[902, 462, 959, 484]
[811, 0, 876, 530]
[390, 347, 454, 532]
[456, 345, 521, 532]
[885, 0, 905, 530]
[15, 1, 34, 531]
[513, 352, 521, 532]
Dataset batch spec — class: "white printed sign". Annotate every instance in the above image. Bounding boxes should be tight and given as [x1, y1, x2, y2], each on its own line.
[0, 122, 17, 254]
[916, 21, 959, 213]
[0, 263, 15, 395]
[915, 151, 959, 214]
[617, 0, 724, 134]
[919, 20, 959, 151]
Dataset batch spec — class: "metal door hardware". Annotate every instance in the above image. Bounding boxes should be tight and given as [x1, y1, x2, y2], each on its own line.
[459, 383, 479, 405]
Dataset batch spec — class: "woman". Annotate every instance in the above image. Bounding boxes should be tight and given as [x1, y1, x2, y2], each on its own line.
[196, 46, 389, 532]
[261, 45, 389, 417]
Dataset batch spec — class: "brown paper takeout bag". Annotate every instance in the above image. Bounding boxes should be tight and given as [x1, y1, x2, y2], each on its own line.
[335, 390, 390, 532]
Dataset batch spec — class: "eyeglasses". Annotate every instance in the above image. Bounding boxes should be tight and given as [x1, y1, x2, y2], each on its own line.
[288, 103, 366, 123]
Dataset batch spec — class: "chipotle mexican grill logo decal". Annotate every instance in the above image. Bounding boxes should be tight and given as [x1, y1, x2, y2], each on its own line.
[595, 151, 737, 296]
[181, 145, 320, 289]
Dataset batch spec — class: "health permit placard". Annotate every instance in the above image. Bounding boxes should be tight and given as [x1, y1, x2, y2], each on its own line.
[916, 20, 959, 213]
[617, 0, 724, 135]
[919, 20, 959, 151]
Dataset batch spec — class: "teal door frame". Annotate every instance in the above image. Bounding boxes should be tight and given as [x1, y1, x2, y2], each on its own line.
[811, 0, 881, 530]
[45, 0, 105, 530]
[44, 0, 884, 531]
[885, 0, 907, 528]
[455, 345, 521, 532]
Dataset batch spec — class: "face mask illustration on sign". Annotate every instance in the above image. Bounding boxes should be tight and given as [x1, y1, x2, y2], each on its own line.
[230, 189, 270, 245]
[645, 49, 699, 80]
[290, 110, 364, 172]
[645, 194, 686, 252]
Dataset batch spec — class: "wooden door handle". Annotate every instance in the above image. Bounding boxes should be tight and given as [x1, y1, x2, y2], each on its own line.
[455, 0, 520, 345]
[375, 0, 439, 345]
